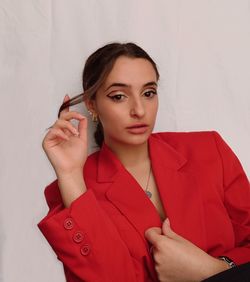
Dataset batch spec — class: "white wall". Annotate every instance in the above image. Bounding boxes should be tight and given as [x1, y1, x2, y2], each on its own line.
[0, 1, 249, 281]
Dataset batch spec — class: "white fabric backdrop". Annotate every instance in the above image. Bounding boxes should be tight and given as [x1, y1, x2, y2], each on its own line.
[0, 1, 249, 281]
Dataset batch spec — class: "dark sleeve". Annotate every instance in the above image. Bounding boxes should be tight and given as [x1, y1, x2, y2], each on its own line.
[212, 131, 250, 265]
[202, 262, 250, 282]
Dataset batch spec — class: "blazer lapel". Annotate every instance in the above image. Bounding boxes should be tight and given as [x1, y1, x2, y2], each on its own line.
[97, 143, 162, 281]
[97, 142, 162, 237]
[97, 133, 206, 250]
[149, 134, 206, 250]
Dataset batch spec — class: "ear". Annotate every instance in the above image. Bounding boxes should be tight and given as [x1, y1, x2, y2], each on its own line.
[84, 98, 97, 114]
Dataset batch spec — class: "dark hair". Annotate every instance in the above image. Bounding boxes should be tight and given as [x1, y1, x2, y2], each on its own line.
[58, 42, 160, 147]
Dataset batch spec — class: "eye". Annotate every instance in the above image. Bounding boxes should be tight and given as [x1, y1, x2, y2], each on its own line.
[107, 94, 126, 102]
[143, 90, 157, 98]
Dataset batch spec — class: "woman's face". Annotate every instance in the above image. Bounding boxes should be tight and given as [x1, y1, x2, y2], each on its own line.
[88, 55, 159, 147]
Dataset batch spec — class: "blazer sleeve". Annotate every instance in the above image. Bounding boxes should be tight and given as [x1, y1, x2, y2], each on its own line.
[37, 181, 137, 282]
[212, 131, 250, 265]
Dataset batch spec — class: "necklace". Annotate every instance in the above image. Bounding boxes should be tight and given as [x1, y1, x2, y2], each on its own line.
[145, 165, 152, 198]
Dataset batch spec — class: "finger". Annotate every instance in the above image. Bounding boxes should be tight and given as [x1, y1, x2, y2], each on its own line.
[64, 94, 70, 102]
[162, 218, 176, 238]
[53, 119, 79, 137]
[60, 111, 85, 122]
[78, 117, 87, 142]
[60, 95, 70, 117]
[46, 127, 70, 142]
[144, 227, 162, 245]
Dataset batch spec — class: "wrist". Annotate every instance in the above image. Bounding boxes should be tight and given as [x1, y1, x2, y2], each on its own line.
[200, 256, 231, 280]
[56, 169, 83, 180]
[216, 258, 231, 271]
[57, 171, 87, 208]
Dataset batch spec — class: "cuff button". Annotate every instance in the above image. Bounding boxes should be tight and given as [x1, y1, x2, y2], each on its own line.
[73, 231, 84, 243]
[80, 244, 91, 256]
[64, 218, 74, 230]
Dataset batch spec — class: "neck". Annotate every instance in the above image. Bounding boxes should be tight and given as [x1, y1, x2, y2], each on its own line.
[104, 139, 150, 169]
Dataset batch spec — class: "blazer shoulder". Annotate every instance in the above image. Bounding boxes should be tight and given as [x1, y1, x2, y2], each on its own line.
[151, 130, 225, 160]
[152, 130, 218, 144]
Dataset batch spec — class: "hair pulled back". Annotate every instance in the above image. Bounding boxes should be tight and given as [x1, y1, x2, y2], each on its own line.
[58, 42, 160, 147]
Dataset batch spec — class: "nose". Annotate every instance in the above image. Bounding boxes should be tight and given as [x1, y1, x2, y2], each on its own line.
[130, 97, 145, 118]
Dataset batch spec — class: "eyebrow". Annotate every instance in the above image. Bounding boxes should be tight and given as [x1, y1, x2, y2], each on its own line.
[104, 81, 158, 91]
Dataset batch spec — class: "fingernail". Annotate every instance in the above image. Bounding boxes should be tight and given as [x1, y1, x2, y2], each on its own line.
[165, 218, 170, 225]
[73, 129, 79, 135]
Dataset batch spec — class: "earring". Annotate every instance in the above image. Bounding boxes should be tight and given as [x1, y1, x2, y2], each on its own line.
[88, 109, 98, 122]
[92, 113, 98, 122]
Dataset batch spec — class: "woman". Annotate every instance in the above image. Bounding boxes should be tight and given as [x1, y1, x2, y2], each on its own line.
[38, 42, 250, 282]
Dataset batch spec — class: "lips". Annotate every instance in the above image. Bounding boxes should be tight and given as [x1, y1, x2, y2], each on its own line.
[126, 124, 148, 129]
[126, 124, 149, 134]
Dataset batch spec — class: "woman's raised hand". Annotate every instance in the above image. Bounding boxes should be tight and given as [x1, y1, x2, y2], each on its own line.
[42, 95, 88, 178]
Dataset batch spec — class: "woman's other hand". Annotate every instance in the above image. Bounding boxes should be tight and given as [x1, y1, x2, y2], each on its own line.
[145, 218, 229, 282]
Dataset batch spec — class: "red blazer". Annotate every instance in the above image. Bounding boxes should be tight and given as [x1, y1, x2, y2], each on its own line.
[38, 131, 250, 282]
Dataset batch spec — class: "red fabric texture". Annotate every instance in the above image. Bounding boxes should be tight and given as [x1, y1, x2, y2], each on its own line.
[38, 131, 250, 281]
